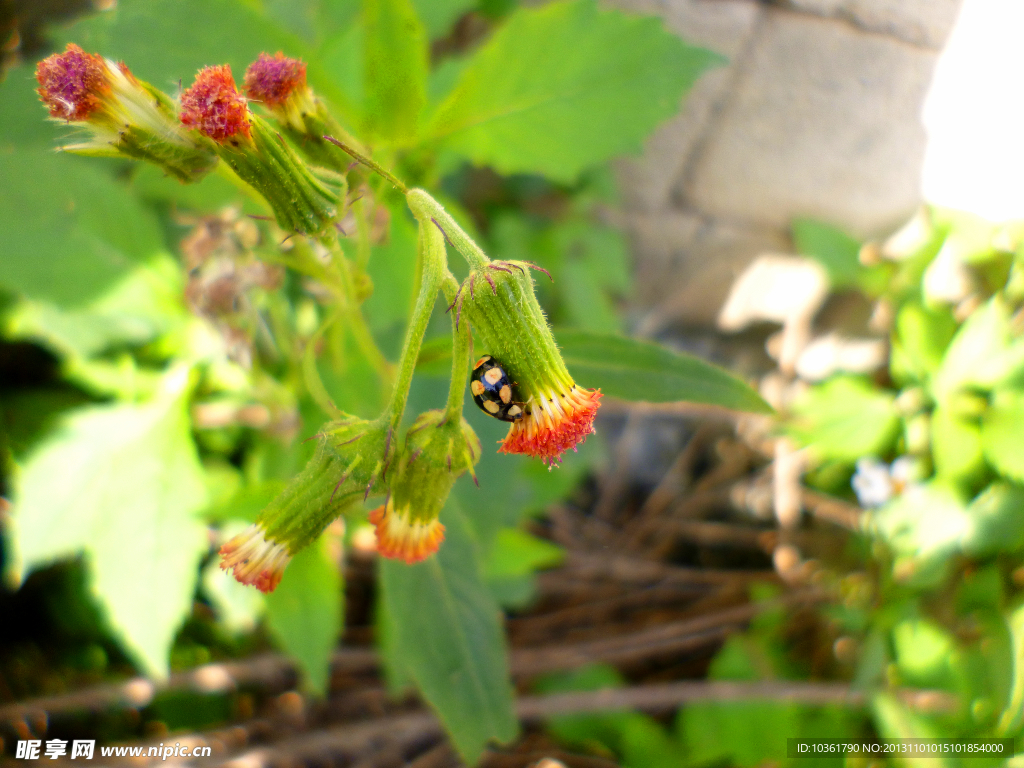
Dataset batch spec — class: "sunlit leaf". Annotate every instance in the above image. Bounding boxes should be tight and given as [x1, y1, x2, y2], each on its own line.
[554, 329, 770, 413]
[264, 537, 343, 696]
[425, 0, 722, 181]
[792, 218, 862, 289]
[983, 390, 1024, 482]
[379, 501, 517, 763]
[11, 369, 208, 677]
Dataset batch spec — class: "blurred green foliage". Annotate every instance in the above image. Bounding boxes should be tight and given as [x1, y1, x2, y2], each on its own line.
[787, 208, 1024, 760]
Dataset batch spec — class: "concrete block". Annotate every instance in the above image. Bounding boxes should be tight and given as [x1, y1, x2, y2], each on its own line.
[682, 10, 937, 238]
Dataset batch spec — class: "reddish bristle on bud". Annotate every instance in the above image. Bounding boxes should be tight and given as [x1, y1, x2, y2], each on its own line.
[500, 385, 602, 467]
[35, 43, 109, 121]
[180, 65, 250, 142]
[243, 52, 307, 108]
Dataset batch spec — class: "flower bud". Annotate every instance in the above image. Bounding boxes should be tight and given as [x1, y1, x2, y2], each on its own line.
[455, 261, 602, 467]
[180, 65, 345, 236]
[220, 414, 400, 591]
[369, 410, 480, 563]
[219, 443, 356, 592]
[35, 44, 216, 181]
[243, 52, 361, 171]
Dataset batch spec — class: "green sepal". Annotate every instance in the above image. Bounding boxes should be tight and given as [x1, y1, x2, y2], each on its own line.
[212, 115, 346, 235]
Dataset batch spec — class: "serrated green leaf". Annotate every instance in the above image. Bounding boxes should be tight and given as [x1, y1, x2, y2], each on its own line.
[363, 0, 428, 141]
[788, 376, 899, 462]
[791, 218, 862, 288]
[379, 501, 517, 764]
[554, 329, 770, 413]
[11, 370, 208, 678]
[0, 152, 164, 306]
[264, 537, 343, 696]
[983, 390, 1024, 482]
[425, 0, 723, 181]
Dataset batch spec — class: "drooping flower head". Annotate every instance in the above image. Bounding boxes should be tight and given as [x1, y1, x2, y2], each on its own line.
[219, 423, 388, 591]
[369, 410, 480, 563]
[180, 65, 251, 143]
[455, 261, 601, 467]
[243, 52, 309, 110]
[35, 44, 217, 181]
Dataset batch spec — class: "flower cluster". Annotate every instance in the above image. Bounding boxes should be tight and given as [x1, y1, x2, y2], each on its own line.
[37, 46, 602, 588]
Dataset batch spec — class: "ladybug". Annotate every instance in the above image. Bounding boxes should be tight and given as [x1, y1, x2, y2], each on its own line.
[470, 355, 525, 422]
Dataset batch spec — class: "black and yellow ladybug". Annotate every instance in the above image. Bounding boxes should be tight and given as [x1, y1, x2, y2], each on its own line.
[470, 355, 525, 422]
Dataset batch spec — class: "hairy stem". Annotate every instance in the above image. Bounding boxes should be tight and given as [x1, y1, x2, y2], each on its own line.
[405, 188, 489, 272]
[379, 216, 445, 433]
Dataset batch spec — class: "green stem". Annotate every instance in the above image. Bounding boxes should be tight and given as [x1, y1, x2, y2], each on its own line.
[322, 136, 408, 194]
[406, 189, 490, 272]
[445, 300, 472, 421]
[379, 214, 444, 433]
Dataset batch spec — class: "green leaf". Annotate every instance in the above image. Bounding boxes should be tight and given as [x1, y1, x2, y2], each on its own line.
[868, 482, 969, 568]
[934, 296, 1024, 399]
[0, 152, 164, 306]
[892, 619, 955, 688]
[264, 537, 343, 696]
[998, 601, 1024, 735]
[791, 218, 862, 288]
[6, 257, 186, 359]
[872, 694, 953, 768]
[412, 0, 477, 38]
[363, 0, 428, 141]
[0, 63, 67, 148]
[966, 483, 1024, 556]
[788, 376, 899, 462]
[202, 556, 265, 634]
[425, 0, 723, 182]
[893, 303, 957, 382]
[11, 370, 208, 678]
[983, 390, 1024, 482]
[484, 528, 564, 579]
[554, 329, 771, 413]
[379, 501, 517, 763]
[931, 404, 985, 484]
[483, 527, 565, 609]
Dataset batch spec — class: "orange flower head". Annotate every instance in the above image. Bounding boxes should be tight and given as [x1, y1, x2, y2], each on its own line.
[455, 261, 601, 467]
[368, 501, 446, 564]
[36, 43, 109, 121]
[367, 410, 479, 564]
[180, 65, 251, 142]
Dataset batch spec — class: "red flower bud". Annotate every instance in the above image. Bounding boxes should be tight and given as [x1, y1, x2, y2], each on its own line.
[180, 65, 251, 143]
[36, 43, 109, 121]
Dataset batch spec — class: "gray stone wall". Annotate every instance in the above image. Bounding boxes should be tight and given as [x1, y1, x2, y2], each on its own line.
[611, 0, 962, 330]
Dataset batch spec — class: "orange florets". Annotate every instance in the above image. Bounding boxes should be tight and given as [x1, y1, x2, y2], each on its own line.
[36, 43, 109, 121]
[243, 52, 307, 108]
[219, 523, 290, 593]
[368, 502, 445, 564]
[500, 385, 602, 467]
[180, 65, 251, 142]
